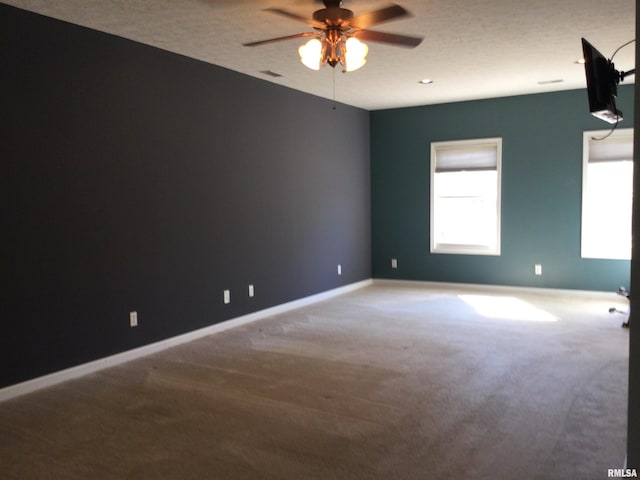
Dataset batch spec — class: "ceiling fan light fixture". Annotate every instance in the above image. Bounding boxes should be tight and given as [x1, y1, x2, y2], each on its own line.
[299, 38, 323, 70]
[247, 1, 423, 74]
[344, 37, 368, 72]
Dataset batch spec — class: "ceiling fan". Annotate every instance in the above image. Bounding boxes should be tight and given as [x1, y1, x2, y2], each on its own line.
[243, 1, 423, 72]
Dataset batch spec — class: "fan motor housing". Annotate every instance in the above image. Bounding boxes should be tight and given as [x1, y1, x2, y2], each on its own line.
[313, 7, 354, 27]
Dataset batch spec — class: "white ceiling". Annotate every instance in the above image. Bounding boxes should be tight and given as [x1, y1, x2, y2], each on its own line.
[2, 0, 636, 111]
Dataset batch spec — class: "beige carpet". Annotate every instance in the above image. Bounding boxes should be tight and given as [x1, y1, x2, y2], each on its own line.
[0, 284, 629, 479]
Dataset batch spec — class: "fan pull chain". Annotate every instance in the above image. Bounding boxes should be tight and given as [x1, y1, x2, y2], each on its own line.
[332, 67, 336, 110]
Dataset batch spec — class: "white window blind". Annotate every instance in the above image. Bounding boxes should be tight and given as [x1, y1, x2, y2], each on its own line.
[434, 144, 498, 172]
[587, 135, 633, 163]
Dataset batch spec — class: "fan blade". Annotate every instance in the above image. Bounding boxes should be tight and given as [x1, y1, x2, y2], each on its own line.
[264, 8, 325, 29]
[355, 29, 423, 48]
[350, 4, 409, 29]
[243, 32, 317, 47]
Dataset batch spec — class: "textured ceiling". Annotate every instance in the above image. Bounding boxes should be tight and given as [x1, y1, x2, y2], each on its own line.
[2, 0, 636, 110]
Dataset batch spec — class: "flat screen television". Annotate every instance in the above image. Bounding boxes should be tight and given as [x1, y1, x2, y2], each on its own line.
[581, 37, 622, 124]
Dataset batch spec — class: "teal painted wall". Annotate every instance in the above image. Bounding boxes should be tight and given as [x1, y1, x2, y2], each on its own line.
[371, 86, 634, 291]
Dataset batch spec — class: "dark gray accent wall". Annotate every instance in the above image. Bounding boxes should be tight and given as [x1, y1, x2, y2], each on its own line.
[371, 86, 634, 292]
[0, 4, 371, 388]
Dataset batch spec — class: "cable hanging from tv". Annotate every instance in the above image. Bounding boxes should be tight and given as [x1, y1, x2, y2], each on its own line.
[611, 39, 636, 84]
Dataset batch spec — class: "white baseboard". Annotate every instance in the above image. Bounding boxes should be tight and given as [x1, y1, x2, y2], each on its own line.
[372, 278, 620, 300]
[0, 279, 372, 403]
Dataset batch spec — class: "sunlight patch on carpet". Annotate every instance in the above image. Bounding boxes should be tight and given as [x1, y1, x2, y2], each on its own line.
[459, 294, 558, 322]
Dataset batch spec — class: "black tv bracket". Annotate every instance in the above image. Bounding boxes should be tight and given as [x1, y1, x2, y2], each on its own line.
[616, 68, 635, 83]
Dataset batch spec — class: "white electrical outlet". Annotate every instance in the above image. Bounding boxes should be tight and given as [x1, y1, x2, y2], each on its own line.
[391, 258, 398, 269]
[129, 311, 138, 327]
[337, 264, 342, 275]
[248, 284, 254, 298]
[535, 264, 542, 276]
[223, 289, 231, 304]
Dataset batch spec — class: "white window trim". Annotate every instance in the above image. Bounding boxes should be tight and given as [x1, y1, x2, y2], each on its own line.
[581, 128, 634, 260]
[430, 137, 502, 256]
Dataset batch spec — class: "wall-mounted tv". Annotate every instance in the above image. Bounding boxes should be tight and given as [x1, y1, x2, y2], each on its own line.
[581, 38, 622, 124]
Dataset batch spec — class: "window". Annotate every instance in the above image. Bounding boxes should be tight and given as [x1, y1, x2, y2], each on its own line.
[581, 128, 634, 260]
[430, 138, 502, 255]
